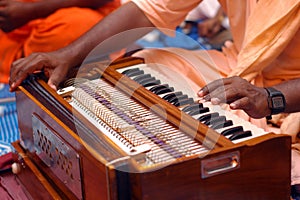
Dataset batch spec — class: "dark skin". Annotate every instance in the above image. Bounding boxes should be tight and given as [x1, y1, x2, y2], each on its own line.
[0, 0, 112, 32]
[198, 76, 300, 119]
[197, 8, 224, 38]
[9, 2, 154, 91]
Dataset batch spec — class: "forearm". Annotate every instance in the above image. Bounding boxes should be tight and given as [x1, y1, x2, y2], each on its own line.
[57, 2, 155, 67]
[54, 0, 113, 9]
[30, 0, 112, 19]
[273, 79, 300, 113]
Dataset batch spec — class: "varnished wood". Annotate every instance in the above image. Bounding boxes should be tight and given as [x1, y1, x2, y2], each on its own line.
[16, 79, 124, 199]
[11, 141, 62, 200]
[130, 135, 291, 199]
[14, 57, 292, 200]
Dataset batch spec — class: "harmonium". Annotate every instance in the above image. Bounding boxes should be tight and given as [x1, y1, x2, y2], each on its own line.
[12, 56, 291, 199]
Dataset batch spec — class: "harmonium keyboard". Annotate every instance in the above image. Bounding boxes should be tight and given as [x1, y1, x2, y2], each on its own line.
[12, 57, 291, 199]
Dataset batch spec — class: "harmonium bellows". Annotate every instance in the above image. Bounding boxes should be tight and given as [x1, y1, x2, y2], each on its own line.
[13, 57, 291, 199]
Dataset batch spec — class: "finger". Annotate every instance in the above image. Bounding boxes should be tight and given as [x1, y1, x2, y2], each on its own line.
[9, 58, 27, 86]
[47, 67, 68, 91]
[11, 56, 28, 66]
[10, 57, 31, 83]
[198, 78, 226, 97]
[198, 76, 245, 99]
[229, 97, 251, 111]
[9, 68, 31, 91]
[203, 85, 228, 102]
[203, 83, 244, 105]
[48, 81, 57, 91]
[10, 56, 45, 90]
[229, 97, 265, 119]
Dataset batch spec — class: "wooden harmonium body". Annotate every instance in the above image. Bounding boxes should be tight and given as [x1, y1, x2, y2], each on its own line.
[14, 57, 291, 199]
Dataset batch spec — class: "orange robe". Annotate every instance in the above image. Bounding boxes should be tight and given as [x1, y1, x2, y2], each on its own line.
[0, 0, 120, 83]
[132, 0, 299, 127]
[131, 0, 300, 86]
[130, 0, 300, 185]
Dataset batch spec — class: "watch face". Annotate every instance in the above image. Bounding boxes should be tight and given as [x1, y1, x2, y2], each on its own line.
[272, 96, 284, 108]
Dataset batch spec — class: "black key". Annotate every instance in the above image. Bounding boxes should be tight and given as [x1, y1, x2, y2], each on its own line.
[139, 77, 156, 86]
[211, 120, 233, 129]
[124, 69, 144, 77]
[188, 107, 209, 116]
[149, 84, 174, 94]
[182, 103, 203, 112]
[228, 130, 252, 141]
[162, 92, 183, 101]
[155, 87, 175, 95]
[149, 84, 169, 92]
[168, 94, 188, 104]
[174, 98, 194, 107]
[221, 126, 244, 136]
[133, 74, 152, 82]
[141, 79, 161, 87]
[121, 68, 139, 74]
[122, 68, 143, 77]
[204, 116, 226, 126]
[198, 112, 219, 123]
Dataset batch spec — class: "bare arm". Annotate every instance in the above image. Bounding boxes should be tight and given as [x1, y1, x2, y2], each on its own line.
[272, 78, 300, 114]
[27, 0, 113, 17]
[0, 0, 112, 32]
[198, 76, 300, 118]
[9, 2, 154, 91]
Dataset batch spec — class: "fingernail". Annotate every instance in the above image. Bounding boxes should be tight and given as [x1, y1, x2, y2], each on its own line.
[49, 84, 57, 91]
[9, 84, 14, 92]
[198, 90, 204, 96]
[230, 103, 237, 109]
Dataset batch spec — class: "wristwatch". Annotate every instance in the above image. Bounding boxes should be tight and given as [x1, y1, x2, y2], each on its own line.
[264, 87, 286, 116]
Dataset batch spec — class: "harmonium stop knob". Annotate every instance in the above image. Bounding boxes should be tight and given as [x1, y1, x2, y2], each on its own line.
[12, 162, 22, 174]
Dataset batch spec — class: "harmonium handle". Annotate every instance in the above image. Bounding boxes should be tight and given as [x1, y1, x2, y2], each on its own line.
[201, 151, 240, 179]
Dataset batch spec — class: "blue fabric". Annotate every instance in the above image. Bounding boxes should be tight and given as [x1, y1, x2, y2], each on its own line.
[136, 22, 212, 50]
[0, 84, 19, 156]
[136, 30, 207, 50]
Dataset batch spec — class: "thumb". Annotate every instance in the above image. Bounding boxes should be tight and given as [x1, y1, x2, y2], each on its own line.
[47, 68, 67, 91]
[229, 97, 250, 110]
[48, 82, 57, 91]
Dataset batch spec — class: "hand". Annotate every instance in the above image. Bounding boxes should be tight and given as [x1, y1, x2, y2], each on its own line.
[198, 76, 270, 119]
[0, 0, 35, 32]
[9, 51, 72, 91]
[197, 17, 223, 38]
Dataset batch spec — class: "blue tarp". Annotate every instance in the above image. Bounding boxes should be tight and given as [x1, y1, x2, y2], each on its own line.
[0, 84, 19, 156]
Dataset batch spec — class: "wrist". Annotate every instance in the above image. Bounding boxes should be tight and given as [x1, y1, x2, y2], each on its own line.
[261, 87, 272, 116]
[264, 87, 286, 119]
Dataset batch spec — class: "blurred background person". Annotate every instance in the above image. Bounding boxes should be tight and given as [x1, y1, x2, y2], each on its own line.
[0, 0, 120, 155]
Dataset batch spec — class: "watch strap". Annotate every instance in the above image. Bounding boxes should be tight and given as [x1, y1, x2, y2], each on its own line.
[264, 87, 286, 115]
